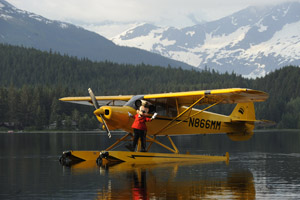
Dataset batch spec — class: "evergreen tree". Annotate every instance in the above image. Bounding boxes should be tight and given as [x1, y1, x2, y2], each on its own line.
[0, 44, 300, 130]
[7, 85, 19, 127]
[278, 97, 300, 129]
[0, 87, 8, 122]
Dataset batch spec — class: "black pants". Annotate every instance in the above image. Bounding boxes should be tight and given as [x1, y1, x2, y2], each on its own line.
[133, 129, 146, 151]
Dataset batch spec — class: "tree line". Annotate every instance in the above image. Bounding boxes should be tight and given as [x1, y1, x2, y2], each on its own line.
[0, 43, 299, 130]
[0, 85, 98, 130]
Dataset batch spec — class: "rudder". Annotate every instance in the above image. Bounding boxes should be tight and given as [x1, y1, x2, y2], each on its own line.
[230, 102, 256, 121]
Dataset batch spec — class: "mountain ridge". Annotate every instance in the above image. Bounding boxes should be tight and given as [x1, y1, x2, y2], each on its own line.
[112, 2, 300, 78]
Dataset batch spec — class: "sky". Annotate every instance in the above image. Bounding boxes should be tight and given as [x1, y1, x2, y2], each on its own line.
[5, 0, 299, 39]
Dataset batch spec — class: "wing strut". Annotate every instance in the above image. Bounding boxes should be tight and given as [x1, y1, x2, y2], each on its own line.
[105, 132, 133, 151]
[144, 98, 224, 154]
[153, 96, 205, 136]
[159, 98, 224, 135]
[146, 135, 179, 153]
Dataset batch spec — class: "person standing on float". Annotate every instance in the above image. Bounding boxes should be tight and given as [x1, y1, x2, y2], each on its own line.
[128, 105, 157, 152]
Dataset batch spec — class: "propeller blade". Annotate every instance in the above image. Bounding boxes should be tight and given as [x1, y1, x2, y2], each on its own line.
[88, 88, 111, 138]
[99, 114, 111, 138]
[88, 88, 99, 109]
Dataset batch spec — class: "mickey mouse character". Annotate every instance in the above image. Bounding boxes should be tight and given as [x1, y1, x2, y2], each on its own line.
[128, 102, 157, 152]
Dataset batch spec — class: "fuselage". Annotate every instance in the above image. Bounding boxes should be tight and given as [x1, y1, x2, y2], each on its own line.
[95, 104, 254, 137]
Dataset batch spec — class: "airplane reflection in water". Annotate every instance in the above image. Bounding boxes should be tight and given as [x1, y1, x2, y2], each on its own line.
[63, 161, 255, 199]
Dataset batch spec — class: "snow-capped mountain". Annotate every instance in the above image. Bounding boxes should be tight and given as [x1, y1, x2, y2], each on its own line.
[0, 0, 194, 70]
[113, 2, 300, 78]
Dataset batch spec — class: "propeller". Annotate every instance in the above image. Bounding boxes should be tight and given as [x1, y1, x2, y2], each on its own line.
[88, 88, 111, 138]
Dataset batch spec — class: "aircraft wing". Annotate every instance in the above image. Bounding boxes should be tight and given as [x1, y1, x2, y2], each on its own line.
[60, 88, 268, 107]
[59, 95, 133, 106]
[143, 88, 268, 106]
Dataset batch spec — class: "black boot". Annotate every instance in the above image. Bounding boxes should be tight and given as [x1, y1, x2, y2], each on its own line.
[125, 144, 134, 152]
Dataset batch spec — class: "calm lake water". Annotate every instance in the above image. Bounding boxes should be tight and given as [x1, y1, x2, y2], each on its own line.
[1, 130, 300, 199]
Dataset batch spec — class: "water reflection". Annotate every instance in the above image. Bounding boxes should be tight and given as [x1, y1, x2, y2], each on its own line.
[131, 169, 147, 200]
[1, 130, 300, 199]
[66, 160, 255, 199]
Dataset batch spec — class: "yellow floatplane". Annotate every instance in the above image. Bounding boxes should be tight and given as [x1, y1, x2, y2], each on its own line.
[59, 88, 269, 166]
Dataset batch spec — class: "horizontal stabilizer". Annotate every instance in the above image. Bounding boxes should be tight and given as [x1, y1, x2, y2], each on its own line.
[255, 120, 276, 127]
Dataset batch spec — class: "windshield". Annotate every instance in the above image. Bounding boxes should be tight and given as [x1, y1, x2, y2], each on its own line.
[124, 95, 144, 110]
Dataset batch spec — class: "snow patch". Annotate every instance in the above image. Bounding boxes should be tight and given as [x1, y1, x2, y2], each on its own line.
[257, 23, 268, 32]
[243, 64, 266, 79]
[112, 26, 170, 51]
[282, 5, 290, 17]
[0, 14, 12, 20]
[60, 23, 68, 29]
[231, 17, 238, 26]
[272, 15, 278, 21]
[202, 25, 250, 52]
[186, 31, 195, 37]
[29, 14, 43, 22]
[116, 23, 148, 39]
[45, 20, 53, 24]
[15, 9, 26, 15]
[247, 21, 300, 59]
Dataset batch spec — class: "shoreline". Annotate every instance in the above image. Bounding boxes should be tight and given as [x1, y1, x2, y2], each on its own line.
[1, 129, 299, 134]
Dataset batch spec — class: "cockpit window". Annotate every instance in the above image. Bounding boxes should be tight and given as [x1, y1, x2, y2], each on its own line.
[124, 95, 144, 110]
[147, 98, 178, 117]
[125, 96, 178, 117]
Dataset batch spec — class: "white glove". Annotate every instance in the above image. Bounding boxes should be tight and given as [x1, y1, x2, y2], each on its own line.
[151, 113, 158, 120]
[128, 112, 133, 117]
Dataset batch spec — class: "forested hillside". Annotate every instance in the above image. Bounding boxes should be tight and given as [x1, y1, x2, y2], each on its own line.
[0, 44, 299, 130]
[0, 0, 193, 70]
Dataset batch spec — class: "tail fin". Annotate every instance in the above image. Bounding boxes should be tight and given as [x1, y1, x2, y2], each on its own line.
[227, 102, 256, 141]
[230, 102, 256, 121]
